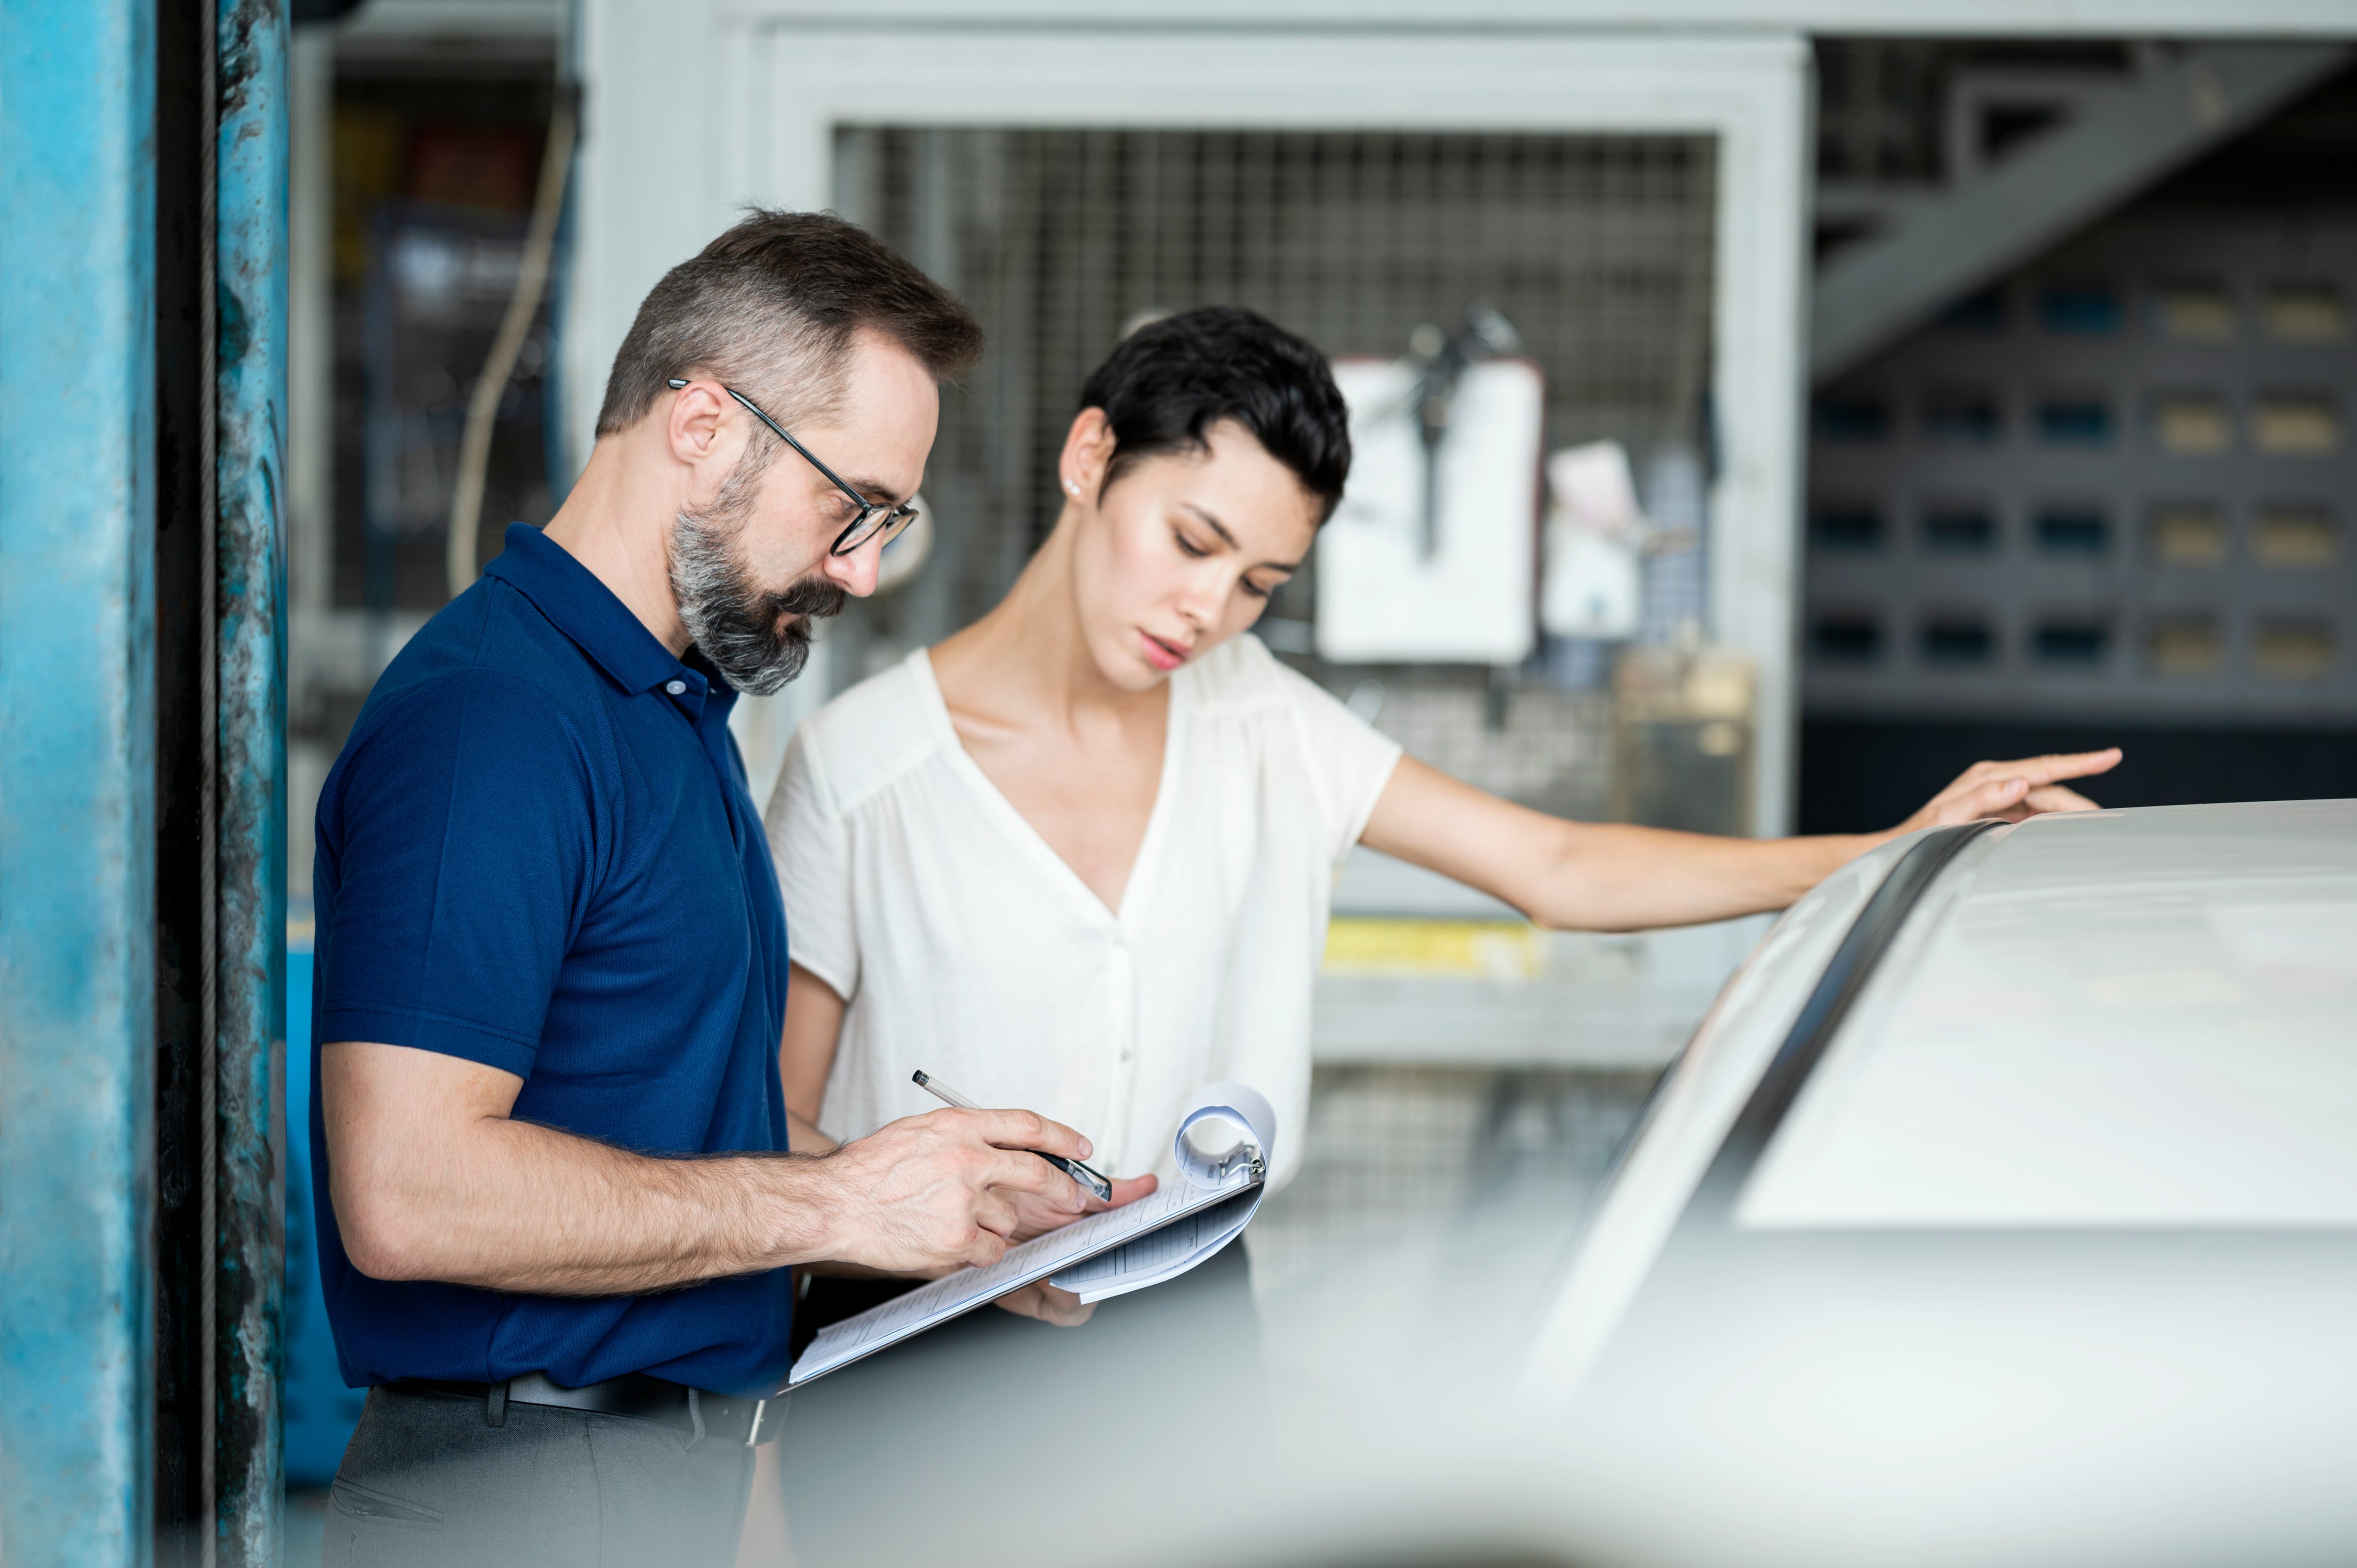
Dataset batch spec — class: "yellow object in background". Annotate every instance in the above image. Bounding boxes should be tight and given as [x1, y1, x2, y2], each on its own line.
[2149, 616, 2224, 675]
[2150, 505, 2227, 565]
[2253, 395, 2341, 454]
[2255, 620, 2335, 678]
[2153, 394, 2233, 454]
[2255, 507, 2338, 566]
[2156, 285, 2236, 342]
[2262, 285, 2349, 344]
[1323, 917, 1548, 982]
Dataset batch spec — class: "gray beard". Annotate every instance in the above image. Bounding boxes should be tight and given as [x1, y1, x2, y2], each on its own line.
[668, 495, 846, 697]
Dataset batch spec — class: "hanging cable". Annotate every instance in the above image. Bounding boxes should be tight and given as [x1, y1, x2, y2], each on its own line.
[446, 88, 577, 599]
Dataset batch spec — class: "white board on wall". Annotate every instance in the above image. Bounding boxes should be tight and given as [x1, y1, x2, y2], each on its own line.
[1315, 356, 1544, 665]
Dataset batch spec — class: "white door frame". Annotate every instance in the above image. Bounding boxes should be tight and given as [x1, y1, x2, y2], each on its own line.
[577, 16, 1812, 834]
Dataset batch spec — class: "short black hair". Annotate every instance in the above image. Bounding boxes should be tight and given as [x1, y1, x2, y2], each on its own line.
[1080, 306, 1351, 521]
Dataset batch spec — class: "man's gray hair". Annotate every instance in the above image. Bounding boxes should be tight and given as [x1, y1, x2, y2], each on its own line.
[596, 209, 982, 437]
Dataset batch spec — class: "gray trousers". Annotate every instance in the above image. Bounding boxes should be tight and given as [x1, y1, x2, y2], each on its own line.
[322, 1384, 754, 1568]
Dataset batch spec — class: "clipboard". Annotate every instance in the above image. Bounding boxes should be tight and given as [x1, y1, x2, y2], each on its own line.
[785, 1083, 1275, 1387]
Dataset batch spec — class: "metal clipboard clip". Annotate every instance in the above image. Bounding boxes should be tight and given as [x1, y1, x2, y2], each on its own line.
[746, 1392, 789, 1447]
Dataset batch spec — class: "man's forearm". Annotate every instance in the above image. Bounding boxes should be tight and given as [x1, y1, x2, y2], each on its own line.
[324, 1039, 1093, 1297]
[335, 1115, 836, 1296]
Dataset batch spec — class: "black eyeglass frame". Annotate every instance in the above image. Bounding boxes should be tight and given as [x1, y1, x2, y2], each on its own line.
[666, 377, 918, 557]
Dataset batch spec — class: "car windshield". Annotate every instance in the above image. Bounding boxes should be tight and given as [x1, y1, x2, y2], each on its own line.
[1740, 807, 2357, 1230]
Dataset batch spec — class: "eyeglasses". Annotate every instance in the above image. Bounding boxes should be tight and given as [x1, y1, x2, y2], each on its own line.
[667, 377, 919, 557]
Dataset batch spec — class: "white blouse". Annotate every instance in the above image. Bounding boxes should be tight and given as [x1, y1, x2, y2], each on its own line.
[765, 634, 1402, 1188]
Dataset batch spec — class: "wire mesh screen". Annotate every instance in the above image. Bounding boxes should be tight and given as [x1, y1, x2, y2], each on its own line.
[1248, 1066, 1658, 1290]
[832, 127, 1718, 658]
[1244, 1066, 1659, 1386]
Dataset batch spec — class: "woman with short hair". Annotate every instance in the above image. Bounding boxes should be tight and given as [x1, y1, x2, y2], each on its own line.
[767, 304, 2114, 1250]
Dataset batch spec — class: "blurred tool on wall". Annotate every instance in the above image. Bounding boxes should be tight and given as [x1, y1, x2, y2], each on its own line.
[1319, 309, 1544, 668]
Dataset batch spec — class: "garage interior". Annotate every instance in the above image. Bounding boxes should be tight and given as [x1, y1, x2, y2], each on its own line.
[4, 2, 2350, 1561]
[267, 4, 2357, 1522]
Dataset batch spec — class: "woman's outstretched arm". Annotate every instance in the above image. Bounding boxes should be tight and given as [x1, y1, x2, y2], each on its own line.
[1358, 747, 2120, 933]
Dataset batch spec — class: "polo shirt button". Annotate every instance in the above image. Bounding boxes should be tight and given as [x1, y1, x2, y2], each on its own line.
[665, 680, 687, 696]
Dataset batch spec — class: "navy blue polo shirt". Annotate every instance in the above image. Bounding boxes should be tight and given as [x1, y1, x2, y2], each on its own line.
[310, 522, 793, 1398]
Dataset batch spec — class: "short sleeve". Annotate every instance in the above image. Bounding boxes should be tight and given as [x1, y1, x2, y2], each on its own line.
[315, 672, 598, 1079]
[1269, 659, 1405, 863]
[765, 729, 858, 1001]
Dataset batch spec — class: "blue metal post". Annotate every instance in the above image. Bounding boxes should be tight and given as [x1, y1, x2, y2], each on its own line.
[0, 1, 158, 1564]
[214, 3, 290, 1564]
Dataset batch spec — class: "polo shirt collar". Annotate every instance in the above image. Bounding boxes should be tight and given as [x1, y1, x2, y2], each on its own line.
[484, 522, 690, 697]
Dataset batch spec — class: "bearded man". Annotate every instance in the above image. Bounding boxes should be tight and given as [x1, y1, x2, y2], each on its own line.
[308, 212, 1098, 1566]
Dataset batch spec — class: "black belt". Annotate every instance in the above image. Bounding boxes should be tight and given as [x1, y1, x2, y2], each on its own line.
[394, 1371, 784, 1446]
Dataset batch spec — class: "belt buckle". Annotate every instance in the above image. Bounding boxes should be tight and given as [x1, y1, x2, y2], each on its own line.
[744, 1395, 784, 1447]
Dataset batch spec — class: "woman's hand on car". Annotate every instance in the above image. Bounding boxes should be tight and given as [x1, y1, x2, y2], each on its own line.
[1893, 747, 2122, 832]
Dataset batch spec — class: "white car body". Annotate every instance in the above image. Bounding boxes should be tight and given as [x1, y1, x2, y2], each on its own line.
[1522, 798, 2357, 1568]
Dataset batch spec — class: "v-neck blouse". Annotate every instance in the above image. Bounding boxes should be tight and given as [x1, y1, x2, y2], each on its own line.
[765, 635, 1402, 1186]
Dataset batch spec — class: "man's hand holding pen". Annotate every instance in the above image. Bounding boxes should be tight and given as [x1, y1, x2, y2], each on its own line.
[798, 1070, 1160, 1326]
[1003, 1169, 1161, 1242]
[985, 1169, 1160, 1325]
[805, 1107, 1098, 1273]
[908, 1069, 1162, 1326]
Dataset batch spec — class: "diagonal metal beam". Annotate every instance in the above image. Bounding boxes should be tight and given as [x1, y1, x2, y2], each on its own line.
[1812, 43, 2353, 383]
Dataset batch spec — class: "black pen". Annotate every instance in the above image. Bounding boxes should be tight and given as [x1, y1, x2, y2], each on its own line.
[911, 1069, 1115, 1202]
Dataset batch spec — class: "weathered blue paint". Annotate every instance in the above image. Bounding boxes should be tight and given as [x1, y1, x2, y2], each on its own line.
[214, 3, 290, 1564]
[0, 1, 159, 1563]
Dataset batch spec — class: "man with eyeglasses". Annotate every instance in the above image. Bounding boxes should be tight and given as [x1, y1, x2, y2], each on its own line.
[308, 211, 1098, 1565]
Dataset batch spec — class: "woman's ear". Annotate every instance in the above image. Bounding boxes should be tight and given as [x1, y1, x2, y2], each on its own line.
[1058, 407, 1118, 505]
